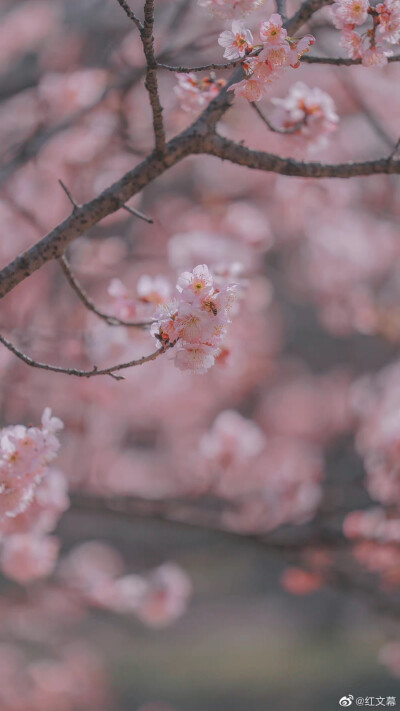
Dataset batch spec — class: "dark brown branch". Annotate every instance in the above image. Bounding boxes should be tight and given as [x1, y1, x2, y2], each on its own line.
[115, 0, 144, 31]
[302, 53, 400, 65]
[0, 332, 173, 379]
[142, 0, 166, 154]
[285, 0, 334, 34]
[59, 255, 153, 328]
[0, 129, 200, 299]
[251, 102, 305, 134]
[157, 59, 242, 72]
[202, 133, 400, 178]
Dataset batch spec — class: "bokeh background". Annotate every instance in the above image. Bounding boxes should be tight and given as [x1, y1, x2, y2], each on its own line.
[1, 0, 400, 708]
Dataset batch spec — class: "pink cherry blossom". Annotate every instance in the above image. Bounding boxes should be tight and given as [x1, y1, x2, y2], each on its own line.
[151, 265, 237, 374]
[331, 0, 370, 29]
[259, 13, 288, 44]
[174, 73, 226, 113]
[377, 0, 400, 43]
[271, 82, 339, 150]
[340, 28, 364, 58]
[0, 534, 59, 584]
[198, 0, 266, 19]
[218, 20, 253, 60]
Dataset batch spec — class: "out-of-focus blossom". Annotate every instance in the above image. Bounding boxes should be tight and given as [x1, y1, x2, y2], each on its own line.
[281, 567, 324, 595]
[198, 0, 265, 19]
[271, 82, 339, 150]
[0, 409, 63, 520]
[174, 73, 226, 112]
[377, 0, 400, 42]
[332, 0, 370, 28]
[0, 534, 59, 584]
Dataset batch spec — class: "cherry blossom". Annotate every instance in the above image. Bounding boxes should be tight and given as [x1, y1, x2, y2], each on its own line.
[198, 0, 265, 19]
[332, 0, 370, 29]
[218, 21, 253, 60]
[271, 82, 339, 150]
[151, 265, 237, 374]
[174, 73, 227, 113]
[0, 534, 60, 584]
[227, 13, 316, 102]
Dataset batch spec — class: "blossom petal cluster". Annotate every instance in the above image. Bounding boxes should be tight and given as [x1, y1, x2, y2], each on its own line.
[0, 410, 67, 584]
[221, 14, 315, 102]
[332, 0, 400, 65]
[174, 73, 227, 113]
[218, 20, 253, 59]
[0, 408, 63, 520]
[198, 0, 266, 19]
[60, 543, 192, 627]
[271, 82, 339, 150]
[151, 264, 237, 374]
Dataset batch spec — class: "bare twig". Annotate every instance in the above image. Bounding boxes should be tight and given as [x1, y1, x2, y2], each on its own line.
[157, 59, 242, 73]
[59, 255, 153, 328]
[0, 332, 174, 379]
[115, 0, 144, 31]
[251, 103, 305, 134]
[122, 203, 153, 223]
[142, 0, 166, 154]
[59, 180, 79, 211]
[302, 53, 400, 65]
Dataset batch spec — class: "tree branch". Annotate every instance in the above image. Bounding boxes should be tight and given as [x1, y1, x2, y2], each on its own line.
[142, 0, 166, 154]
[251, 102, 305, 134]
[59, 255, 153, 328]
[157, 59, 242, 72]
[0, 130, 201, 299]
[0, 332, 174, 379]
[115, 0, 144, 31]
[202, 133, 400, 178]
[302, 53, 400, 65]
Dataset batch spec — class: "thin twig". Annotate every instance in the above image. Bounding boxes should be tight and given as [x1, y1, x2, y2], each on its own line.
[122, 203, 153, 223]
[59, 180, 79, 211]
[142, 0, 166, 154]
[0, 332, 174, 379]
[302, 53, 400, 65]
[59, 255, 153, 328]
[115, 0, 144, 31]
[251, 103, 305, 134]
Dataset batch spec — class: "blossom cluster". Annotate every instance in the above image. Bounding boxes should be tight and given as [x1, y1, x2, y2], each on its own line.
[219, 15, 315, 101]
[60, 542, 192, 628]
[332, 0, 400, 66]
[151, 265, 237, 374]
[174, 73, 227, 113]
[0, 410, 68, 584]
[271, 82, 339, 150]
[198, 0, 266, 19]
[0, 642, 109, 711]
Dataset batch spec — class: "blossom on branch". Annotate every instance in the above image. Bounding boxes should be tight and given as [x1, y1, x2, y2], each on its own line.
[271, 82, 339, 150]
[174, 73, 227, 113]
[227, 13, 315, 102]
[218, 20, 253, 60]
[151, 265, 237, 374]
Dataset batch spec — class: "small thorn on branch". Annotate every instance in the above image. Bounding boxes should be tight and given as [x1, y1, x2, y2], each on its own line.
[122, 204, 154, 223]
[59, 180, 79, 212]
